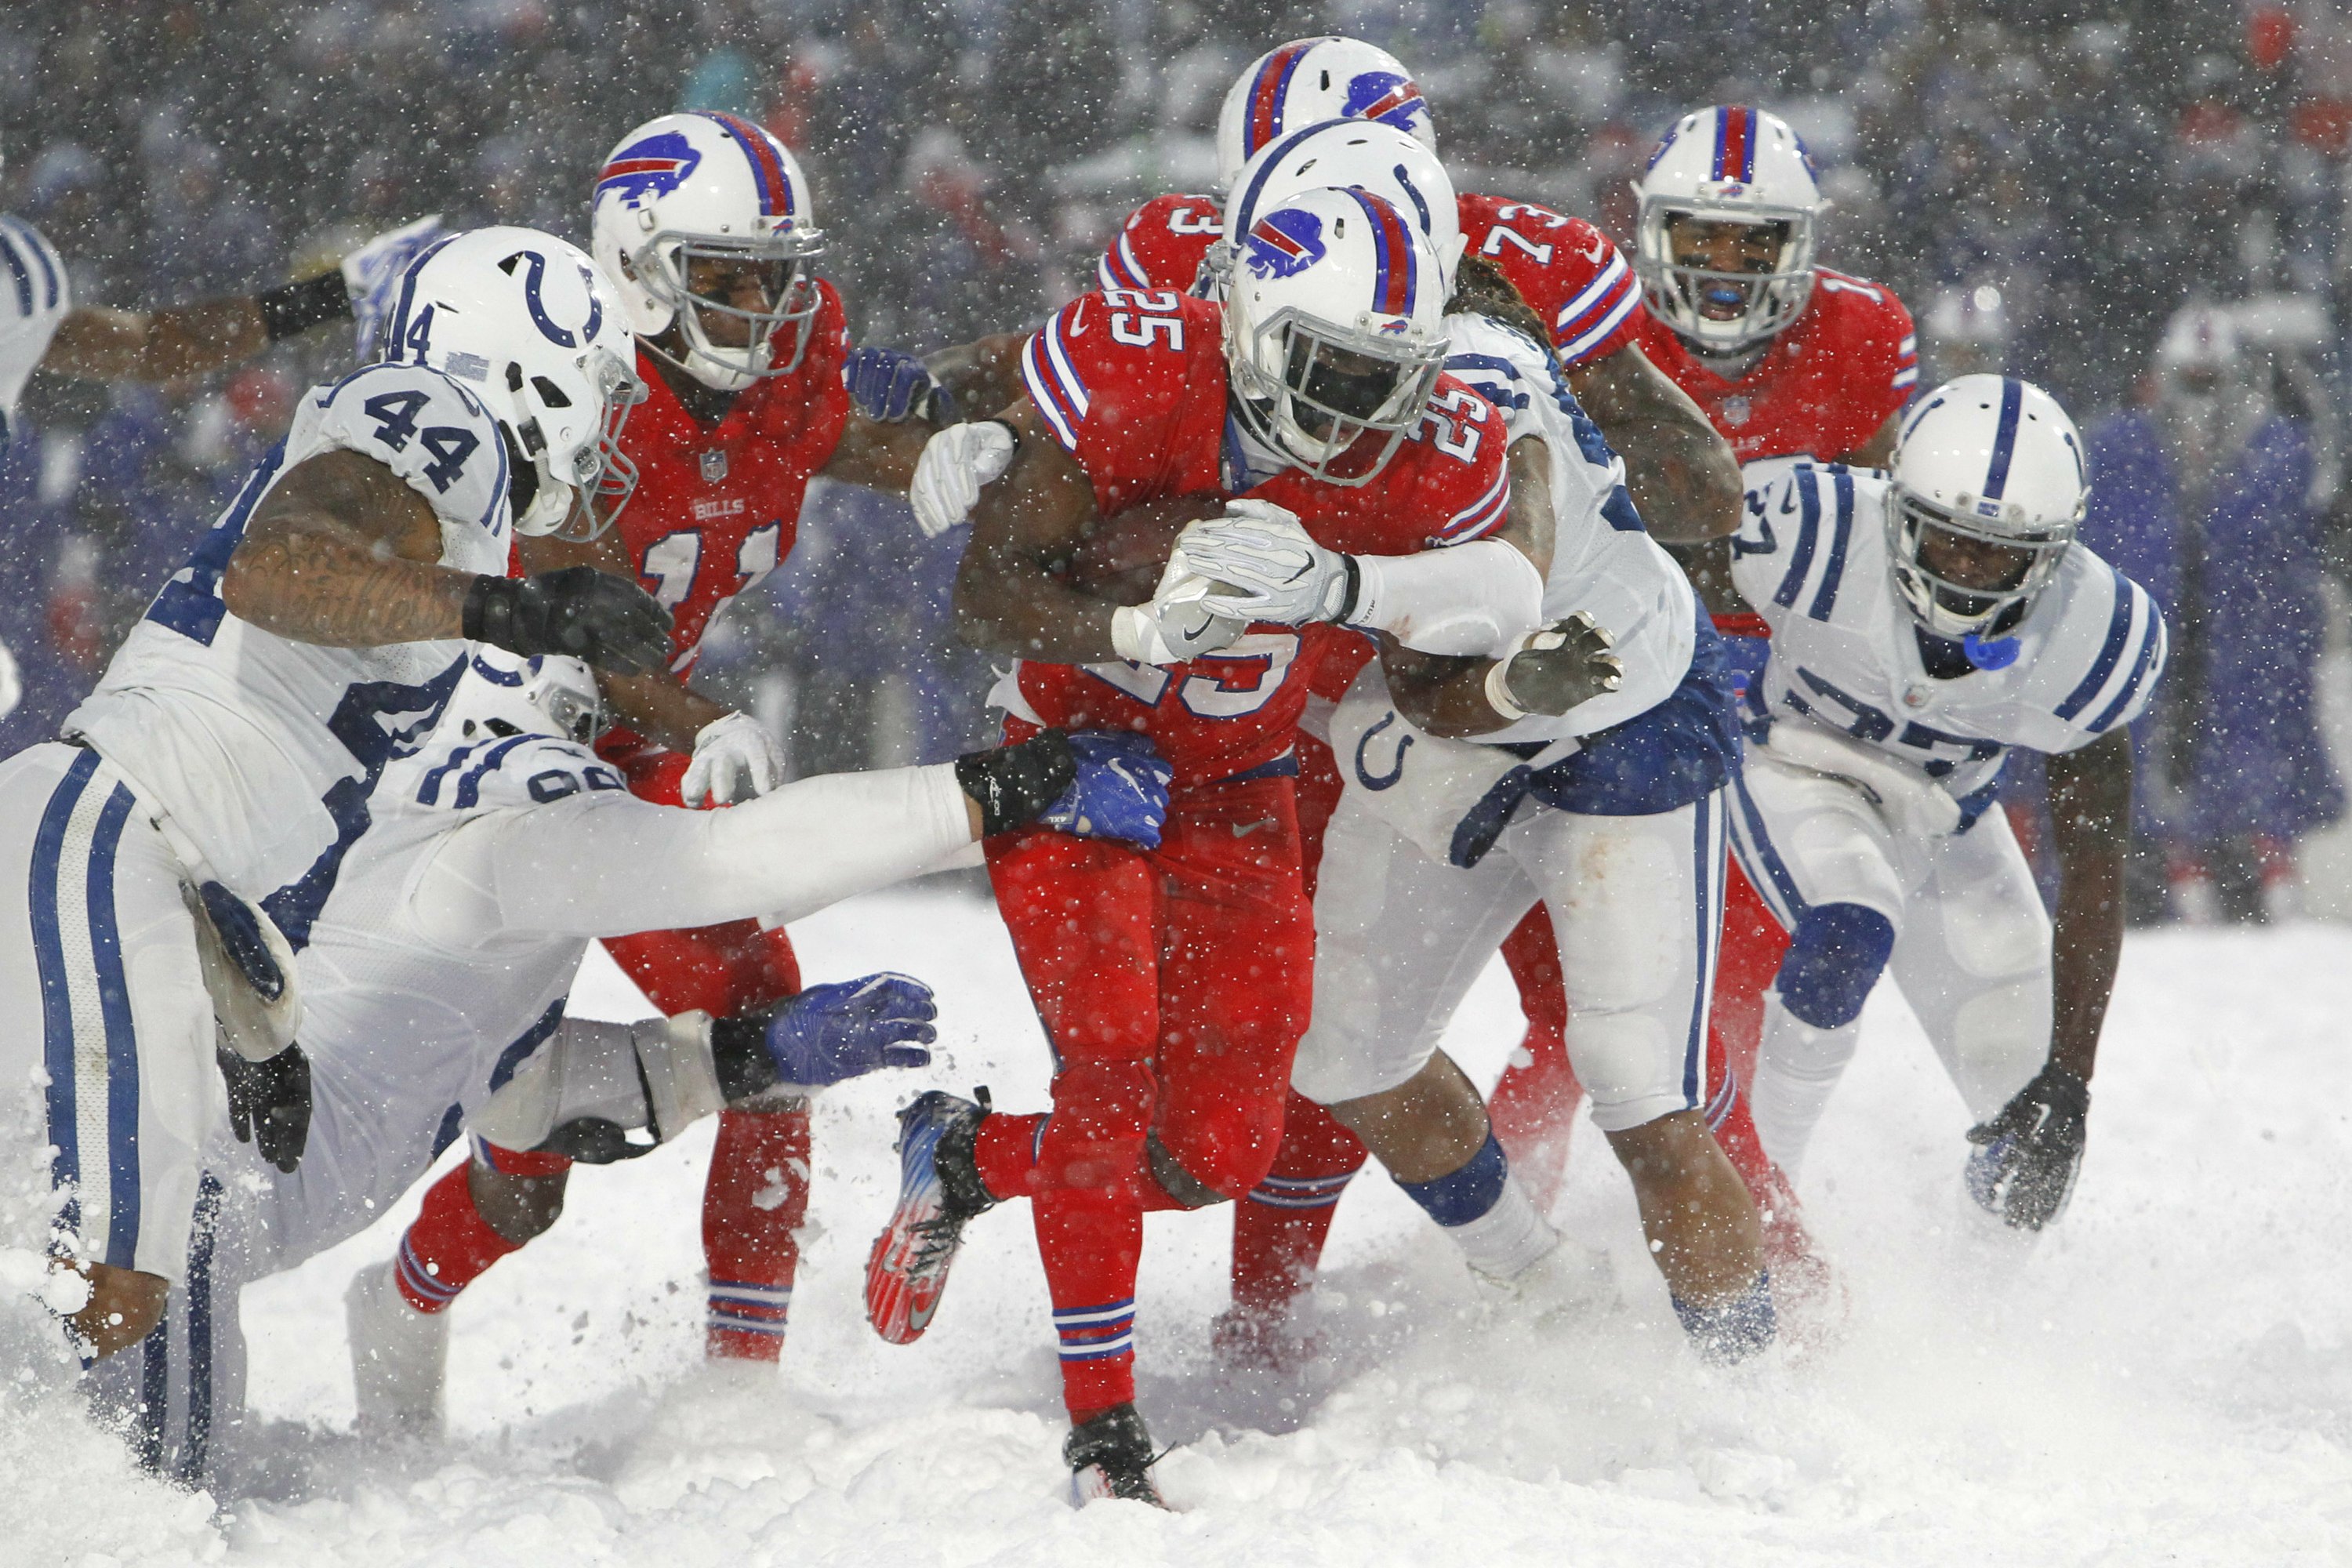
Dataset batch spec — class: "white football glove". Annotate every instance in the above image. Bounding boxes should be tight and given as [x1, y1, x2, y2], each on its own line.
[0, 637, 19, 724]
[341, 213, 446, 358]
[1178, 499, 1355, 626]
[909, 419, 1018, 538]
[681, 710, 785, 806]
[1109, 547, 1249, 666]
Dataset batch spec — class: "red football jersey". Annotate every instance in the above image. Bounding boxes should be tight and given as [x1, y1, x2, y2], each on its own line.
[1097, 191, 1638, 371]
[1632, 267, 1917, 463]
[616, 278, 853, 673]
[1011, 286, 1510, 787]
[1454, 194, 1640, 369]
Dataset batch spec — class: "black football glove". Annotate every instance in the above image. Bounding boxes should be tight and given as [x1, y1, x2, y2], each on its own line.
[463, 566, 671, 676]
[217, 1043, 312, 1174]
[1965, 1062, 2089, 1231]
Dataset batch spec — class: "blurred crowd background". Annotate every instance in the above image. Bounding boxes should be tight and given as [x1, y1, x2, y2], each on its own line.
[5, 0, 2352, 924]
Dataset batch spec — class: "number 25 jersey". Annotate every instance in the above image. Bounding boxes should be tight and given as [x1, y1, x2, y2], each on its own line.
[67, 362, 511, 907]
[1006, 287, 1511, 789]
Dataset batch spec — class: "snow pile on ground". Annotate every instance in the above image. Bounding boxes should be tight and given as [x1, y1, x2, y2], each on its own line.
[21, 887, 2352, 1566]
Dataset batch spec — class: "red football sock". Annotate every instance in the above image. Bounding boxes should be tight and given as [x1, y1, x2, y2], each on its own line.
[1229, 1091, 1366, 1317]
[974, 1110, 1046, 1202]
[702, 1105, 811, 1362]
[394, 1162, 523, 1314]
[1034, 1182, 1144, 1416]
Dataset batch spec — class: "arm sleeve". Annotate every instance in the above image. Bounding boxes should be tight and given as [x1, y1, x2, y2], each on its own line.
[468, 1013, 734, 1158]
[1345, 537, 1547, 658]
[413, 760, 974, 938]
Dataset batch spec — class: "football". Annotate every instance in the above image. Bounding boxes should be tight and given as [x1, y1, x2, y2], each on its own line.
[1058, 490, 1228, 602]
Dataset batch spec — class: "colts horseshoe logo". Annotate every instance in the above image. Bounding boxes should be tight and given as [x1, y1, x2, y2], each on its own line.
[1353, 711, 1413, 790]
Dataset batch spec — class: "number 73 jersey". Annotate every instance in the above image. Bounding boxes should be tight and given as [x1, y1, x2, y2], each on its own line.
[1730, 457, 2166, 805]
[1007, 287, 1511, 789]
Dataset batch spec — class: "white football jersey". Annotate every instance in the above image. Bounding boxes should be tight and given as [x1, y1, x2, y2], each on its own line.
[1730, 457, 2166, 802]
[270, 723, 630, 1254]
[1440, 312, 1696, 743]
[0, 214, 68, 439]
[65, 361, 513, 923]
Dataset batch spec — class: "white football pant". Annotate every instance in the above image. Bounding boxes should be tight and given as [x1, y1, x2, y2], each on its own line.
[1726, 746, 2052, 1174]
[1292, 786, 1726, 1133]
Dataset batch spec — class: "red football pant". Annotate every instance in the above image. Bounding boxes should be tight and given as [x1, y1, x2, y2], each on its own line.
[978, 771, 1312, 1416]
[603, 728, 811, 1362]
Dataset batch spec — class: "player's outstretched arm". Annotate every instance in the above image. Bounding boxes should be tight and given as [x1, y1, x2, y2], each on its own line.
[1568, 342, 1741, 543]
[2044, 728, 2134, 1083]
[44, 296, 276, 384]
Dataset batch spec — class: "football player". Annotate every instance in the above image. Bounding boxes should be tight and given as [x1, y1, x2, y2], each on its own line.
[1206, 252, 1769, 1370]
[1721, 377, 2158, 1231]
[1075, 42, 1749, 1342]
[0, 227, 670, 1363]
[1490, 104, 1926, 1276]
[382, 114, 958, 1370]
[865, 190, 1605, 1503]
[87, 648, 1165, 1483]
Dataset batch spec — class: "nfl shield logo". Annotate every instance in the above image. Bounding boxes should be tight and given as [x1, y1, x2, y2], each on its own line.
[1721, 396, 1751, 428]
[701, 450, 728, 483]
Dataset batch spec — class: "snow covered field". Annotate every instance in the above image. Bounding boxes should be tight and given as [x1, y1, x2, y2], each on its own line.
[13, 885, 2352, 1566]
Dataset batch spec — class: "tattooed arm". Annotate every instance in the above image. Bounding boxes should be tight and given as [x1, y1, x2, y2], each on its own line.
[220, 448, 475, 646]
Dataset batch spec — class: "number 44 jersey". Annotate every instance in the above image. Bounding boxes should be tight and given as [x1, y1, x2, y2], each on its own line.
[1007, 286, 1512, 789]
[1730, 457, 2167, 812]
[66, 361, 511, 905]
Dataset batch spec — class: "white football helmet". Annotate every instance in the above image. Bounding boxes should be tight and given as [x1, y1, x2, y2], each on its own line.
[1225, 187, 1449, 487]
[1214, 37, 1436, 191]
[590, 112, 826, 392]
[441, 648, 606, 747]
[1887, 375, 2087, 639]
[1214, 119, 1464, 302]
[1634, 105, 1824, 354]
[380, 226, 644, 541]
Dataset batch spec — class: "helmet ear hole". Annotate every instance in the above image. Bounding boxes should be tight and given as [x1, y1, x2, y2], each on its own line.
[531, 376, 572, 408]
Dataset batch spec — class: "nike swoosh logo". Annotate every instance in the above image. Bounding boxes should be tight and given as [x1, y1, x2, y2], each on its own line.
[1581, 237, 1610, 263]
[1232, 818, 1276, 838]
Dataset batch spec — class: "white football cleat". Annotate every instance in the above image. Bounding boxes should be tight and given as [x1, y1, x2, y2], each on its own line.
[345, 1259, 448, 1439]
[1472, 1237, 1614, 1323]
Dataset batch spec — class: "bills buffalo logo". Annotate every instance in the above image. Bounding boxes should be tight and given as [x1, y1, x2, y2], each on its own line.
[596, 131, 703, 207]
[1243, 209, 1327, 279]
[1343, 71, 1428, 133]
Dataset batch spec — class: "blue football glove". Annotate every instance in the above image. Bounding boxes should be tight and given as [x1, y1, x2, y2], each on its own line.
[1040, 731, 1173, 850]
[842, 346, 951, 424]
[764, 972, 938, 1087]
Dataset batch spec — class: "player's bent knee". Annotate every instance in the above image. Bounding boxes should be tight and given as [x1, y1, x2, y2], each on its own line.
[1775, 902, 1896, 1029]
[469, 1161, 570, 1243]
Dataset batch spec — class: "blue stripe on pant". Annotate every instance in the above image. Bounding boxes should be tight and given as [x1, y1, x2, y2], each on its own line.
[29, 750, 146, 1267]
[1682, 792, 1725, 1108]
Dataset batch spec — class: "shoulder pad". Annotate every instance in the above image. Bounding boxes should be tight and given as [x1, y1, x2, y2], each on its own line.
[306, 362, 513, 553]
[1732, 460, 1883, 623]
[409, 731, 626, 813]
[2034, 549, 2168, 743]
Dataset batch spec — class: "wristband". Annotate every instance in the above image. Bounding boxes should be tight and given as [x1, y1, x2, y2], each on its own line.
[1333, 552, 1363, 624]
[955, 728, 1077, 836]
[255, 270, 354, 343]
[1483, 656, 1528, 723]
[985, 417, 1022, 459]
